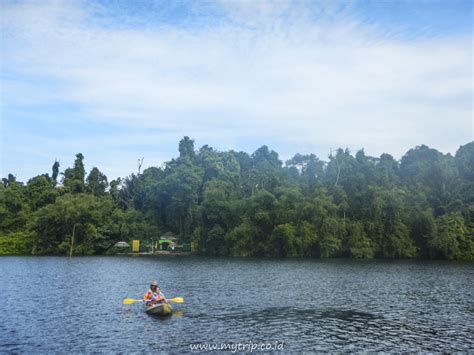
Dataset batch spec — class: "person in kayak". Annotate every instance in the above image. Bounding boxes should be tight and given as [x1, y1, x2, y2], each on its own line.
[143, 280, 166, 305]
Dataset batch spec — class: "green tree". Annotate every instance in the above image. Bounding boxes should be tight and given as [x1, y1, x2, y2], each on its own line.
[52, 161, 60, 184]
[179, 136, 196, 160]
[33, 194, 114, 255]
[0, 182, 29, 232]
[63, 153, 86, 193]
[427, 213, 473, 259]
[286, 153, 324, 194]
[345, 221, 374, 258]
[24, 175, 58, 212]
[159, 159, 202, 240]
[86, 167, 108, 196]
[270, 223, 297, 257]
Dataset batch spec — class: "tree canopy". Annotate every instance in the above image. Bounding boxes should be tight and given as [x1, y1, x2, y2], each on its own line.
[1, 137, 473, 259]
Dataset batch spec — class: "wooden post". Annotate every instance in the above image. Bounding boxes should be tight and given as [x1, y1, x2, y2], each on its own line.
[69, 223, 77, 257]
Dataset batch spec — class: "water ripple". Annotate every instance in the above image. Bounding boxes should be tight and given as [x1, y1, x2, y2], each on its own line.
[0, 257, 473, 352]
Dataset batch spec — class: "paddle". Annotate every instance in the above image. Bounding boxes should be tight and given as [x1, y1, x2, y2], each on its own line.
[168, 297, 184, 303]
[123, 297, 184, 305]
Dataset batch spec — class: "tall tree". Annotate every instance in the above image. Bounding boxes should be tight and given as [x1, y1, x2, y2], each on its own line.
[86, 167, 108, 196]
[52, 161, 60, 184]
[63, 153, 86, 193]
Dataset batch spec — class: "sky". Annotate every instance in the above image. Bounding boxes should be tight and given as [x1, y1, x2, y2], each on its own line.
[1, 0, 472, 182]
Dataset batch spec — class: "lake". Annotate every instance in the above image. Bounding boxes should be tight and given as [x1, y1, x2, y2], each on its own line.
[0, 256, 473, 352]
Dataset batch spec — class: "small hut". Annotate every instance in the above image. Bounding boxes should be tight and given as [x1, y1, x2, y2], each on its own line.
[158, 232, 178, 251]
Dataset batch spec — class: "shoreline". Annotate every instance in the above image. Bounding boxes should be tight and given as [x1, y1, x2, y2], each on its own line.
[1, 253, 473, 261]
[116, 250, 194, 257]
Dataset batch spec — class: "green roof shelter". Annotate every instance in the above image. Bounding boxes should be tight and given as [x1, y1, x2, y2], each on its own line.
[158, 232, 178, 250]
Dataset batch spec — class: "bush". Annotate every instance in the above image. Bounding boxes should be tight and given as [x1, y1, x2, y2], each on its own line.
[0, 231, 33, 255]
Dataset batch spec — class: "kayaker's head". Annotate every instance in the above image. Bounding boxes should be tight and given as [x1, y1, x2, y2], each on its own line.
[150, 280, 158, 291]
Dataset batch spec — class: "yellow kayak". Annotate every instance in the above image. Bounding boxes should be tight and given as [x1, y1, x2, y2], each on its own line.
[144, 302, 173, 316]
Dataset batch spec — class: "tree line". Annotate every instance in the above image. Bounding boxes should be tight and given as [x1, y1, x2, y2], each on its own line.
[1, 137, 473, 259]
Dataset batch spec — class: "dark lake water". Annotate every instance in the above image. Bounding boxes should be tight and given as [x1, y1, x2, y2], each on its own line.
[0, 256, 473, 352]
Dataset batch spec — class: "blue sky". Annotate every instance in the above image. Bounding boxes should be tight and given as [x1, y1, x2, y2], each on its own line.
[1, 0, 472, 182]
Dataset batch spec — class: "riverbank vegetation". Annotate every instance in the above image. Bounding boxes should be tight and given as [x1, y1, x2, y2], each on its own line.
[1, 138, 473, 259]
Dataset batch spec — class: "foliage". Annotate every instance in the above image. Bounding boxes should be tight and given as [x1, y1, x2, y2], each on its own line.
[1, 138, 473, 259]
[0, 231, 33, 255]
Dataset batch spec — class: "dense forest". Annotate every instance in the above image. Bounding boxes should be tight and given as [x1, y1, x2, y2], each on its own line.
[1, 137, 473, 259]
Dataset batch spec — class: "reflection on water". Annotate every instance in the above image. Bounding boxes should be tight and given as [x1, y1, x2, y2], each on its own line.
[172, 310, 184, 318]
[0, 257, 473, 352]
[201, 307, 380, 323]
[121, 309, 136, 318]
[319, 309, 380, 321]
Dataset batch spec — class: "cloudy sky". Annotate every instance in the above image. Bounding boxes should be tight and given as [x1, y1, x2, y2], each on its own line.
[1, 0, 472, 181]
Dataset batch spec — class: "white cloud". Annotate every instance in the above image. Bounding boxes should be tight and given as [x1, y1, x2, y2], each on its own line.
[1, 0, 472, 180]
